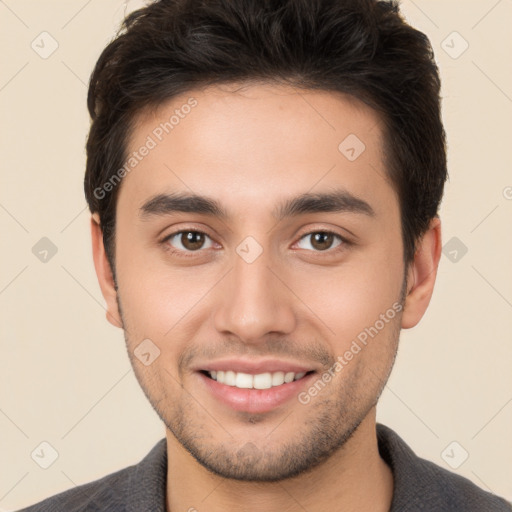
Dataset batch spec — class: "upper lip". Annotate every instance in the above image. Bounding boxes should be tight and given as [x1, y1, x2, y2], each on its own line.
[195, 358, 317, 375]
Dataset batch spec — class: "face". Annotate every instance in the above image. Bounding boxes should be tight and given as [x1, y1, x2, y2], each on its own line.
[99, 83, 411, 481]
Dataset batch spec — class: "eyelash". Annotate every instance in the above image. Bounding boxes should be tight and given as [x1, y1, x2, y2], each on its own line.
[160, 228, 351, 259]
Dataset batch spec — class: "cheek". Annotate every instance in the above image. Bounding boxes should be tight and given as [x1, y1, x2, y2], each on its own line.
[288, 247, 403, 342]
[115, 245, 218, 343]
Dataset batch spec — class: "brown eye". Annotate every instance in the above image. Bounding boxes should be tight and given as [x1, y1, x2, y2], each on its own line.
[312, 232, 334, 250]
[166, 231, 213, 252]
[297, 231, 343, 252]
[181, 231, 205, 250]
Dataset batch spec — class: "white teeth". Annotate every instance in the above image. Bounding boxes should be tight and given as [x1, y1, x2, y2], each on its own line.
[284, 372, 295, 383]
[208, 370, 309, 389]
[224, 370, 236, 386]
[235, 372, 253, 389]
[253, 373, 272, 389]
[271, 371, 285, 386]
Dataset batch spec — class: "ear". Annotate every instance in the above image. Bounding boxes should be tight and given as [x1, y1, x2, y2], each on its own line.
[90, 213, 123, 328]
[401, 217, 442, 329]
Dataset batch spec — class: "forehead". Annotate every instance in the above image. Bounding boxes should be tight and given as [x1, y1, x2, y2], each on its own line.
[119, 82, 395, 219]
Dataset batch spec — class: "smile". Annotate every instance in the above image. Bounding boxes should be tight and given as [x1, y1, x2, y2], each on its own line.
[205, 370, 311, 389]
[198, 369, 317, 413]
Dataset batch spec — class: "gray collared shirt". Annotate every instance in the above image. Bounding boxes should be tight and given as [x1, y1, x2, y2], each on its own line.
[18, 423, 512, 511]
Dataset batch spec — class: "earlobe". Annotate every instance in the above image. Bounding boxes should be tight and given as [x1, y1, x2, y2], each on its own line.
[90, 213, 123, 328]
[401, 217, 442, 329]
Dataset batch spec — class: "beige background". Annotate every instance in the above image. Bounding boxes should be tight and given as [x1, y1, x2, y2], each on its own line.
[1, 0, 511, 509]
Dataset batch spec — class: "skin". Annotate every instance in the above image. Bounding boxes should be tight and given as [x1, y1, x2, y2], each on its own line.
[91, 82, 442, 512]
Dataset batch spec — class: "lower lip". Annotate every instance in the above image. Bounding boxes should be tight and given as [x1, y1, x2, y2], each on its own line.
[197, 371, 316, 413]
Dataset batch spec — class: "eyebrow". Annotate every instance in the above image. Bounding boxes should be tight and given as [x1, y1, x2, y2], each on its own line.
[139, 189, 375, 221]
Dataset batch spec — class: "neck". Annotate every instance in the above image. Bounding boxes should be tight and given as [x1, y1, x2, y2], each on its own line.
[165, 411, 394, 512]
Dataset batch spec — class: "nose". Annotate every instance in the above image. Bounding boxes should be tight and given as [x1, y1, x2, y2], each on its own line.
[213, 248, 297, 344]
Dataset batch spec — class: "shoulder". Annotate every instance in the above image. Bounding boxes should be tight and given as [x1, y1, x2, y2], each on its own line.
[17, 465, 132, 512]
[17, 439, 167, 512]
[377, 423, 512, 512]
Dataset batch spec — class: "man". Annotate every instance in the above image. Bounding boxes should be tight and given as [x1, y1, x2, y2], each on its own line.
[19, 0, 511, 510]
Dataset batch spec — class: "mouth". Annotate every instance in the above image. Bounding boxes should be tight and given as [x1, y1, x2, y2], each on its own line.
[197, 369, 317, 413]
[200, 369, 315, 389]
